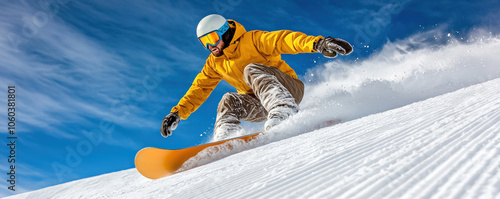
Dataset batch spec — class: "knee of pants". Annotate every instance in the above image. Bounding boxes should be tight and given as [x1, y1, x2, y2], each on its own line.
[217, 93, 239, 113]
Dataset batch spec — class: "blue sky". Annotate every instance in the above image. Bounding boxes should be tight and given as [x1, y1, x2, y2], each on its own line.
[0, 0, 499, 196]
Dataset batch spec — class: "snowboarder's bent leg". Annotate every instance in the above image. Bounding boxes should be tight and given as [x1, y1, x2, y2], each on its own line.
[243, 63, 305, 130]
[214, 93, 267, 140]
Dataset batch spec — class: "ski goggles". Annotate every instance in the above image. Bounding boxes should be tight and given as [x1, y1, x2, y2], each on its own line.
[198, 21, 230, 49]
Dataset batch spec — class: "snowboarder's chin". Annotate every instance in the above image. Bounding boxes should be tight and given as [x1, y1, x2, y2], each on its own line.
[211, 47, 223, 57]
[209, 38, 225, 57]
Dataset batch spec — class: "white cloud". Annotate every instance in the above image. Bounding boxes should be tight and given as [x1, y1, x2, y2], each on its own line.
[0, 2, 159, 143]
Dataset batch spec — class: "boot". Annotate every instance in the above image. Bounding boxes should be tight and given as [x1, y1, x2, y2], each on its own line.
[264, 106, 298, 131]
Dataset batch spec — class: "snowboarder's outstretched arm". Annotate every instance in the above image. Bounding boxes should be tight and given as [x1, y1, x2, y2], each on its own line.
[161, 59, 222, 137]
[252, 30, 352, 58]
[252, 30, 321, 55]
[171, 60, 222, 119]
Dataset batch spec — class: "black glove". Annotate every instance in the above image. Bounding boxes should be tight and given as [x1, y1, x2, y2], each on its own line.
[161, 112, 180, 138]
[314, 36, 353, 58]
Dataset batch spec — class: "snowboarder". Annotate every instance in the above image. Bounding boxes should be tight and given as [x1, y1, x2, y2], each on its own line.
[161, 14, 352, 140]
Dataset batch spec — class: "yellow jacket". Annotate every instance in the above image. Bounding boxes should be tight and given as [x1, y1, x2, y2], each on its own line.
[172, 20, 324, 119]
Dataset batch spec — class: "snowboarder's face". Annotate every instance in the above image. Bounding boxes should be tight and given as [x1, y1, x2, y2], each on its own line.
[208, 38, 225, 57]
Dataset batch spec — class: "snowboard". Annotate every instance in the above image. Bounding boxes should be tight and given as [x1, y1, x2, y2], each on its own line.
[135, 132, 263, 179]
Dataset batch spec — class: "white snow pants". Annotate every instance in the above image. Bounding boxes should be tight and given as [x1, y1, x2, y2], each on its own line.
[213, 63, 304, 140]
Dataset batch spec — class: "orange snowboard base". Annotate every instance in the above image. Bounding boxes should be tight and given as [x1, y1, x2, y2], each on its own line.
[135, 132, 262, 179]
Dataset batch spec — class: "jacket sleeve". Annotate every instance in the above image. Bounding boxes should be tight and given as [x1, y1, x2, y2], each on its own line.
[252, 30, 324, 56]
[171, 58, 222, 120]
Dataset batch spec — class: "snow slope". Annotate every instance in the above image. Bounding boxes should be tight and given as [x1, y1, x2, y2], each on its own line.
[7, 78, 500, 198]
[7, 30, 500, 199]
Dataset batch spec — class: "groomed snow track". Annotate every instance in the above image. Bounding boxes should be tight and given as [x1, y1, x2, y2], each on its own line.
[7, 79, 500, 199]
